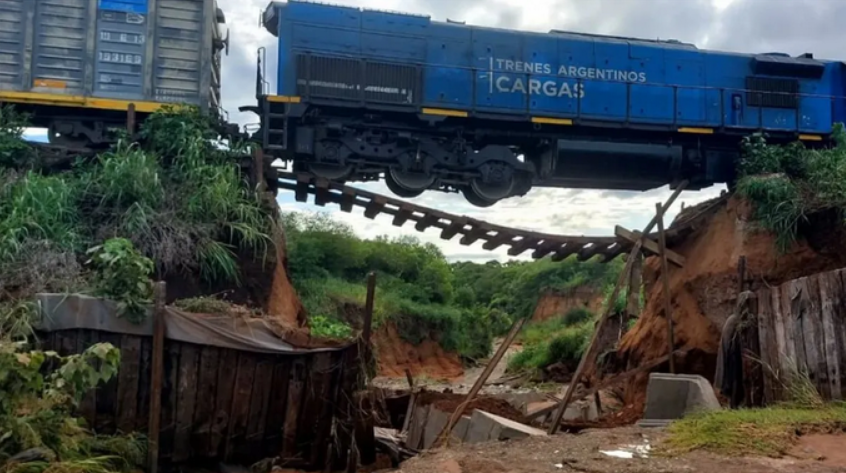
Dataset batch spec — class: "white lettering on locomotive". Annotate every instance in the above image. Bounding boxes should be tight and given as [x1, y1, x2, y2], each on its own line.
[488, 56, 648, 99]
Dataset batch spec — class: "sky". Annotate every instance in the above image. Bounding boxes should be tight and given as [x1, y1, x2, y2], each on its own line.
[30, 0, 843, 262]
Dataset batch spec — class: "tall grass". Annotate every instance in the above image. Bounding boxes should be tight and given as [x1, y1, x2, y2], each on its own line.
[736, 124, 846, 251]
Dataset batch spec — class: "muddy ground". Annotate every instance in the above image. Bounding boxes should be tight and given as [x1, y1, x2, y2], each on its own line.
[395, 427, 846, 473]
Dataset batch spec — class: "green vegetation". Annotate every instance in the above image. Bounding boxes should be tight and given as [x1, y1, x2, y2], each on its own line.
[0, 340, 146, 473]
[0, 104, 273, 472]
[664, 367, 845, 457]
[737, 123, 846, 251]
[283, 211, 624, 362]
[0, 105, 274, 328]
[507, 313, 594, 375]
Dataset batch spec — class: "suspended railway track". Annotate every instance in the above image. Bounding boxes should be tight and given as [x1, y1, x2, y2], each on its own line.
[276, 171, 729, 263]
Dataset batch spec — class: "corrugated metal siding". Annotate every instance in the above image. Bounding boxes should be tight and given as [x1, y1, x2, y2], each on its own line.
[153, 0, 204, 106]
[0, 0, 27, 90]
[93, 0, 150, 99]
[31, 0, 91, 94]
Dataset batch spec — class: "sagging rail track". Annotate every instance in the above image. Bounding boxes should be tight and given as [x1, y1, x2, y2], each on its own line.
[277, 171, 728, 263]
[26, 141, 727, 263]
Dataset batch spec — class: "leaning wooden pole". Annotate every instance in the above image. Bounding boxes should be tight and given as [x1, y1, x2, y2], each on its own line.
[547, 181, 688, 435]
[430, 316, 526, 449]
[655, 203, 676, 374]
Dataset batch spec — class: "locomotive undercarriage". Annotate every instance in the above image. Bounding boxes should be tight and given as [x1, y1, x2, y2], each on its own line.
[259, 102, 769, 206]
[291, 124, 538, 207]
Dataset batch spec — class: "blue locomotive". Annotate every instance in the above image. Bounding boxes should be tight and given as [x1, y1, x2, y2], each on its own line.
[251, 0, 845, 206]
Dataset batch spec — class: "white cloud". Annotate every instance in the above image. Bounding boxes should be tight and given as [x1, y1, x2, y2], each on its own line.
[214, 0, 829, 261]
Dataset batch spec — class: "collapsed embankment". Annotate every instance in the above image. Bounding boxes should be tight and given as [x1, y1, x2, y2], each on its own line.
[617, 195, 846, 409]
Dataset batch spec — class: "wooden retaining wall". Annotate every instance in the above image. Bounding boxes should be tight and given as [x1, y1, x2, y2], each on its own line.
[754, 267, 846, 403]
[38, 328, 360, 469]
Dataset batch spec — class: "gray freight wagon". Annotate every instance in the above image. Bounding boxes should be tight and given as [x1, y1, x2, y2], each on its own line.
[0, 0, 229, 146]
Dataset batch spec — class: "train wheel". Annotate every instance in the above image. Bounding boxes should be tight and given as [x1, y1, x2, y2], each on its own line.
[384, 167, 434, 198]
[47, 126, 88, 149]
[468, 162, 516, 204]
[461, 186, 497, 207]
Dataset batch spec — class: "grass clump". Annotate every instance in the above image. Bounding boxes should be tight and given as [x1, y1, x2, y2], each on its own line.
[736, 123, 846, 251]
[664, 361, 844, 457]
[663, 403, 846, 457]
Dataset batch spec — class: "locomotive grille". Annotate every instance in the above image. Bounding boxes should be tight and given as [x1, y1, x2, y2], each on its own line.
[295, 53, 418, 105]
[745, 76, 799, 109]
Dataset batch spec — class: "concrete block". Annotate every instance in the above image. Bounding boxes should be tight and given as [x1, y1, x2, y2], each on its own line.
[465, 409, 546, 444]
[465, 409, 498, 443]
[451, 415, 471, 443]
[422, 407, 451, 449]
[639, 373, 721, 427]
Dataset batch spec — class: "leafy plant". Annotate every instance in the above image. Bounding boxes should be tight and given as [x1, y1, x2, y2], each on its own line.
[85, 238, 154, 324]
[0, 341, 142, 473]
[0, 105, 34, 168]
[309, 315, 354, 340]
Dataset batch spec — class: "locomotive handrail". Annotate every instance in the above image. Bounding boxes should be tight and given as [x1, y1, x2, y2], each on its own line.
[276, 170, 728, 263]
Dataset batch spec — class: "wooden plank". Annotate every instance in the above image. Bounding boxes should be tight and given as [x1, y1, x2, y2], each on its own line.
[756, 287, 774, 404]
[772, 285, 789, 392]
[192, 346, 220, 457]
[173, 343, 200, 462]
[310, 352, 339, 467]
[803, 277, 828, 398]
[244, 357, 275, 460]
[77, 330, 98, 426]
[263, 360, 291, 454]
[786, 280, 808, 376]
[96, 332, 122, 434]
[224, 353, 257, 462]
[836, 270, 846, 399]
[282, 358, 307, 459]
[615, 225, 685, 267]
[818, 272, 843, 400]
[211, 349, 239, 458]
[136, 337, 152, 433]
[159, 342, 180, 460]
[116, 335, 142, 433]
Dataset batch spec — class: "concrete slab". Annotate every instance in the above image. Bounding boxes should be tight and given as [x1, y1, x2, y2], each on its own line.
[639, 373, 721, 427]
[406, 405, 429, 450]
[422, 407, 451, 449]
[492, 392, 549, 413]
[451, 415, 471, 443]
[465, 409, 546, 444]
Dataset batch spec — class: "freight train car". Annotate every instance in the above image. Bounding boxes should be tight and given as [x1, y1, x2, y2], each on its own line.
[252, 0, 845, 206]
[0, 0, 230, 147]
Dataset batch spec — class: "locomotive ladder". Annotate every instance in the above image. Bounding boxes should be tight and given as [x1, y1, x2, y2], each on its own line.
[276, 171, 728, 264]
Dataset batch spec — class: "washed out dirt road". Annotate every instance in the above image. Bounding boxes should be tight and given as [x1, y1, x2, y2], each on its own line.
[395, 427, 846, 473]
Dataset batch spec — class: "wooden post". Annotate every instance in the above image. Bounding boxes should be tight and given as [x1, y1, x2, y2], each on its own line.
[147, 282, 166, 473]
[362, 272, 376, 344]
[127, 103, 136, 137]
[738, 255, 747, 292]
[626, 252, 643, 318]
[655, 203, 676, 374]
[547, 181, 688, 435]
[430, 316, 526, 449]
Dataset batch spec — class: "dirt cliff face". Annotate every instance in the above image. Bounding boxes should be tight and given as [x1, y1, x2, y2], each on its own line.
[617, 196, 846, 408]
[266, 222, 308, 329]
[532, 287, 605, 322]
[373, 322, 464, 380]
